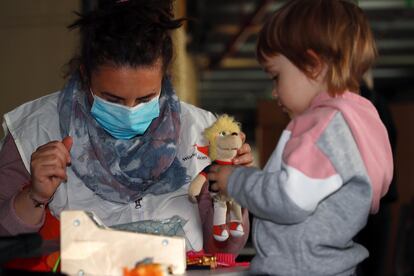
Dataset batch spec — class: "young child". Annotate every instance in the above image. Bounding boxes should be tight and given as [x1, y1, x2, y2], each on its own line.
[208, 0, 393, 275]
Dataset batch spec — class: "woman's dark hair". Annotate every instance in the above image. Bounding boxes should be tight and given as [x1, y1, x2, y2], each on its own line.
[66, 0, 184, 83]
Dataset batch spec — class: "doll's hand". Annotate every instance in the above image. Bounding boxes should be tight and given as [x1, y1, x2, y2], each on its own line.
[188, 174, 206, 203]
[208, 165, 236, 197]
[188, 195, 197, 203]
[232, 132, 253, 166]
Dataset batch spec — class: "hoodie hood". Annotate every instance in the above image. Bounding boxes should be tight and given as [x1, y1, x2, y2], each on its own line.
[311, 92, 393, 213]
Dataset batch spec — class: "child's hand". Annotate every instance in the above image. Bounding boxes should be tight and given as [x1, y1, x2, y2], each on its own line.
[208, 165, 236, 196]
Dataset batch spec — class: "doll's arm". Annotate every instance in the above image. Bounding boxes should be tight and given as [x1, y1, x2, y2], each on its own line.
[188, 174, 206, 203]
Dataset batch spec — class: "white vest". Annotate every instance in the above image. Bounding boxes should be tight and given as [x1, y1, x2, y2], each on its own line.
[2, 91, 216, 251]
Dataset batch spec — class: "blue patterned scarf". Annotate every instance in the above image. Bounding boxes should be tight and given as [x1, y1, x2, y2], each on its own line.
[57, 74, 189, 203]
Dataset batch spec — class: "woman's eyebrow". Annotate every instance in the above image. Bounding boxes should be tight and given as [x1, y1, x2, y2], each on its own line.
[101, 91, 124, 100]
[136, 92, 157, 100]
[101, 91, 157, 101]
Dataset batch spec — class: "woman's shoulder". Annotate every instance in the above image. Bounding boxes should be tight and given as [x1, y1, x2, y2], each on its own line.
[6, 91, 61, 119]
[2, 91, 63, 171]
[3, 91, 62, 138]
[179, 101, 216, 126]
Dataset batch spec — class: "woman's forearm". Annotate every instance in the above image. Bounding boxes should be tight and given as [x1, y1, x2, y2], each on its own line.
[0, 133, 44, 235]
[14, 187, 46, 226]
[0, 191, 45, 236]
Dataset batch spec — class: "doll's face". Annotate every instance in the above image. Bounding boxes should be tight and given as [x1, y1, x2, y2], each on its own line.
[204, 115, 242, 161]
[214, 131, 242, 160]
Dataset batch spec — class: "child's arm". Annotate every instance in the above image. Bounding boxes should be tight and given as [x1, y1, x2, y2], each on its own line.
[227, 167, 319, 224]
[226, 131, 344, 224]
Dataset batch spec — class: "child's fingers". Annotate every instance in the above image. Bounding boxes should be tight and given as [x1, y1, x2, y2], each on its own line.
[210, 183, 219, 192]
[208, 171, 217, 182]
[209, 165, 219, 174]
[207, 167, 220, 192]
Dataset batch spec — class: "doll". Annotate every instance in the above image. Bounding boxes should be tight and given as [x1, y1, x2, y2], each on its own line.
[188, 115, 244, 242]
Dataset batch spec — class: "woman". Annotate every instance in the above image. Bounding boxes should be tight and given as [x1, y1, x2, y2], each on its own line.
[0, 0, 251, 254]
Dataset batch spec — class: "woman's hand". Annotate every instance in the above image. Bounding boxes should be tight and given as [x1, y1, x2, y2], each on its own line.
[232, 132, 254, 166]
[30, 136, 73, 201]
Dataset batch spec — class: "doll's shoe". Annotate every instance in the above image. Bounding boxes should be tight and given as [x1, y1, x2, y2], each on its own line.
[213, 224, 229, 242]
[229, 221, 244, 237]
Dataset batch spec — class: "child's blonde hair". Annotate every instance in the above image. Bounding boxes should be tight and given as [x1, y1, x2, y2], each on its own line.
[257, 0, 377, 96]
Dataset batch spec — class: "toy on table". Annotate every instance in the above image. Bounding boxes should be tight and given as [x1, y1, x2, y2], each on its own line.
[188, 114, 244, 242]
[123, 258, 170, 276]
[60, 210, 186, 275]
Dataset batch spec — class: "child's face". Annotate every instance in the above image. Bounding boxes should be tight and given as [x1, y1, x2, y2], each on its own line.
[262, 54, 327, 118]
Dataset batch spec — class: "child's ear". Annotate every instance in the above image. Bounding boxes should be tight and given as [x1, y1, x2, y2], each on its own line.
[306, 49, 326, 79]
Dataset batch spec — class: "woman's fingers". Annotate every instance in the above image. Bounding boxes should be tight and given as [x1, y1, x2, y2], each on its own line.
[30, 138, 73, 200]
[234, 143, 254, 166]
[31, 164, 67, 199]
[239, 132, 246, 143]
[35, 163, 67, 180]
[62, 136, 73, 163]
[32, 152, 67, 170]
[62, 136, 73, 151]
[35, 141, 71, 165]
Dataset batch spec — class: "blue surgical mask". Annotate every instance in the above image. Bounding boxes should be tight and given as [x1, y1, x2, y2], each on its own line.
[90, 91, 160, 139]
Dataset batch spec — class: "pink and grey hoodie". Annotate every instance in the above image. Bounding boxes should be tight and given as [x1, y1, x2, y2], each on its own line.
[228, 91, 393, 275]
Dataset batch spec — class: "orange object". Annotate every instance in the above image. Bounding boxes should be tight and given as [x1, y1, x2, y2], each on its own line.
[45, 251, 60, 270]
[123, 263, 169, 276]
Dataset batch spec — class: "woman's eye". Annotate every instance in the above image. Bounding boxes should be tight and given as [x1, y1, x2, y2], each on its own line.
[106, 98, 120, 103]
[136, 97, 152, 105]
[272, 75, 279, 82]
[219, 131, 226, 136]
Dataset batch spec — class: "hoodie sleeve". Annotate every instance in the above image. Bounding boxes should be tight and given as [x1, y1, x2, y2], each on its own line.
[227, 110, 346, 224]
